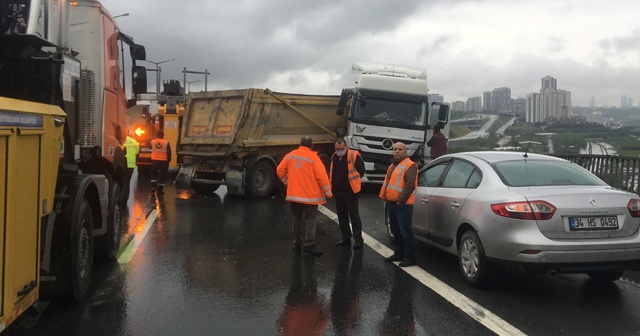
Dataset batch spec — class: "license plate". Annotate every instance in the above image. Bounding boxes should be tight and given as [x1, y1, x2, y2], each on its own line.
[196, 163, 220, 172]
[569, 216, 619, 231]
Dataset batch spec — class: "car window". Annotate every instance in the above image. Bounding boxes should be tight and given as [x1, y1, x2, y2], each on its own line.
[466, 169, 482, 188]
[442, 160, 478, 188]
[493, 160, 606, 187]
[418, 162, 448, 187]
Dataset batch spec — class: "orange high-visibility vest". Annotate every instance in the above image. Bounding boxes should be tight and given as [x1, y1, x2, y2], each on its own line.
[379, 157, 417, 204]
[276, 146, 332, 204]
[150, 138, 168, 161]
[329, 149, 362, 193]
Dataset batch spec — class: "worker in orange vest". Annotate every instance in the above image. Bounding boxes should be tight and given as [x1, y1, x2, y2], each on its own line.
[379, 142, 418, 267]
[277, 136, 333, 256]
[330, 138, 365, 249]
[150, 129, 171, 194]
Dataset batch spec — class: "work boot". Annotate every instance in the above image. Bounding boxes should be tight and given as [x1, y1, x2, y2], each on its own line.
[384, 254, 403, 262]
[335, 239, 351, 247]
[303, 245, 323, 256]
[157, 185, 164, 194]
[353, 241, 363, 250]
[399, 258, 417, 267]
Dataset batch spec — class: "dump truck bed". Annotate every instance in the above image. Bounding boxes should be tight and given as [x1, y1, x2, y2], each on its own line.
[178, 88, 346, 157]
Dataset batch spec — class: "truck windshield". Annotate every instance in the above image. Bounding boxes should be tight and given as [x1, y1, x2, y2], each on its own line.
[352, 94, 427, 130]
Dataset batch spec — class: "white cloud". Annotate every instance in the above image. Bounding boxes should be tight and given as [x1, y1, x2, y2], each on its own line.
[103, 0, 640, 107]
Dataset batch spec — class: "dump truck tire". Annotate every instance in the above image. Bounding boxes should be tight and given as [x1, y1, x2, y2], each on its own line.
[246, 160, 276, 198]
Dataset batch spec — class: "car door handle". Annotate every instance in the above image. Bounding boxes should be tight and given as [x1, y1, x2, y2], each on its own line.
[421, 198, 429, 203]
[450, 202, 460, 208]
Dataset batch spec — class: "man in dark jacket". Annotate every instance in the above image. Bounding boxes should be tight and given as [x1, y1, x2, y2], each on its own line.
[427, 125, 448, 160]
[330, 138, 366, 249]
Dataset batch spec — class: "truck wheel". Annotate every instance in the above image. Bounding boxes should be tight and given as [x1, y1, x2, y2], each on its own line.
[246, 160, 275, 198]
[98, 182, 123, 261]
[191, 182, 220, 194]
[70, 200, 94, 301]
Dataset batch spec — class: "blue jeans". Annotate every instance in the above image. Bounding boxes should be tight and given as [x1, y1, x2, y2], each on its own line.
[387, 202, 416, 260]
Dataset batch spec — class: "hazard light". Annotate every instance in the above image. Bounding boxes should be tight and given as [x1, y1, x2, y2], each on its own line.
[135, 127, 145, 137]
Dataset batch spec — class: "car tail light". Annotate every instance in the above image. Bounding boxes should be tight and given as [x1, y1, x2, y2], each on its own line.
[491, 201, 556, 220]
[628, 199, 640, 218]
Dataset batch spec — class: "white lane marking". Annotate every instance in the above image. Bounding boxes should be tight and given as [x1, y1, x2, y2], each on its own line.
[117, 209, 159, 264]
[318, 205, 526, 336]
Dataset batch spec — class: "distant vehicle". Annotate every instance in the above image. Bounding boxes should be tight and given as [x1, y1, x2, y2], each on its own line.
[386, 151, 640, 287]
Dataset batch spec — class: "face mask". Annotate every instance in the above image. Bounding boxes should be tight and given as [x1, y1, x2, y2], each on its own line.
[336, 149, 347, 157]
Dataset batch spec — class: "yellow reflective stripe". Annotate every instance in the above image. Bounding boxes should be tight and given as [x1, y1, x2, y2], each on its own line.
[321, 185, 331, 191]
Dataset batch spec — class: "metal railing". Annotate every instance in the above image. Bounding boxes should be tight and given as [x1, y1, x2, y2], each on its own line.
[555, 154, 640, 196]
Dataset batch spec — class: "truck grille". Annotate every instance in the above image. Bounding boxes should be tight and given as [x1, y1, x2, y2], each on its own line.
[79, 69, 96, 147]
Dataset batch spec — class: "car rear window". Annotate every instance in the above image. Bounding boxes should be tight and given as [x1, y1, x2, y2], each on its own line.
[493, 159, 606, 187]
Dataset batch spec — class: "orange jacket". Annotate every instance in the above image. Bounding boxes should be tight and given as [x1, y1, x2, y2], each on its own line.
[379, 157, 417, 204]
[277, 146, 332, 204]
[151, 138, 169, 161]
[329, 149, 362, 194]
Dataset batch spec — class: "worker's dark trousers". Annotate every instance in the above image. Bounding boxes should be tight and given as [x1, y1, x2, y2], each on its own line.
[150, 160, 169, 191]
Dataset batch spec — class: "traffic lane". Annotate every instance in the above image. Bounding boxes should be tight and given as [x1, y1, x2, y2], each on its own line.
[352, 186, 640, 335]
[14, 183, 494, 336]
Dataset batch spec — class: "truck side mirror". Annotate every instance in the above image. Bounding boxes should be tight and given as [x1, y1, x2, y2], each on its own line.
[437, 104, 449, 124]
[336, 88, 350, 115]
[130, 44, 146, 61]
[132, 66, 148, 95]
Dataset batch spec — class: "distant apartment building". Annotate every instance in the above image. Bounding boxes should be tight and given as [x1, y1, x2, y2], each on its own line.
[621, 95, 634, 107]
[512, 98, 526, 116]
[428, 93, 444, 104]
[525, 76, 572, 123]
[492, 87, 511, 112]
[452, 101, 465, 111]
[483, 91, 492, 111]
[589, 96, 595, 108]
[466, 96, 482, 112]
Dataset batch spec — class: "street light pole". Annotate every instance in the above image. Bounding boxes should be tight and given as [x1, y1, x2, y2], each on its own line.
[186, 80, 201, 94]
[142, 58, 175, 93]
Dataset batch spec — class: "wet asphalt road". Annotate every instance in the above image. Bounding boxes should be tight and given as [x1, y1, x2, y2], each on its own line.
[9, 170, 640, 336]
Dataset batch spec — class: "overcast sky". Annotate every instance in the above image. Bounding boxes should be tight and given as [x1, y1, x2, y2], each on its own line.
[102, 0, 640, 107]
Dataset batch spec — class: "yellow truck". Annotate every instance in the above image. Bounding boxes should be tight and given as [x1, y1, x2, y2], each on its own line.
[175, 88, 347, 197]
[0, 0, 147, 332]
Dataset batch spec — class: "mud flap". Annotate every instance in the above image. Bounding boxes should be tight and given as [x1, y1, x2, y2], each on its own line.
[175, 165, 194, 190]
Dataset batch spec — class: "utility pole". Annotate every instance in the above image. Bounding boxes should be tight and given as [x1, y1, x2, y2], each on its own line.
[142, 59, 175, 93]
[182, 67, 210, 99]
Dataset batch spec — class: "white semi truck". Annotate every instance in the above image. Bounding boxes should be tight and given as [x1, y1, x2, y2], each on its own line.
[336, 62, 449, 183]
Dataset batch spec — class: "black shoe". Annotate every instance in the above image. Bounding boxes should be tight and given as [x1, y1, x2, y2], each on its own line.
[399, 258, 417, 267]
[335, 239, 351, 247]
[292, 244, 302, 252]
[353, 241, 363, 250]
[303, 245, 323, 256]
[384, 254, 403, 262]
[157, 189, 164, 195]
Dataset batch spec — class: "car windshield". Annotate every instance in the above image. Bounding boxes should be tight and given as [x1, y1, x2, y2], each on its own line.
[492, 159, 606, 187]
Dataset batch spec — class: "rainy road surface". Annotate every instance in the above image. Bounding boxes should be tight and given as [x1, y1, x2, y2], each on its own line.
[10, 170, 640, 336]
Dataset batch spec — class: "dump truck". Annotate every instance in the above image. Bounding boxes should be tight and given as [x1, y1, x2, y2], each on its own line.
[175, 88, 347, 197]
[0, 0, 147, 332]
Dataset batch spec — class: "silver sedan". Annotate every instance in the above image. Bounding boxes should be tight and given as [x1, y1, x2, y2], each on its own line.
[388, 151, 640, 287]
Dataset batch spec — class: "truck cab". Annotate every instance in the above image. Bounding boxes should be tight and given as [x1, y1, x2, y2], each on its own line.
[337, 62, 449, 182]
